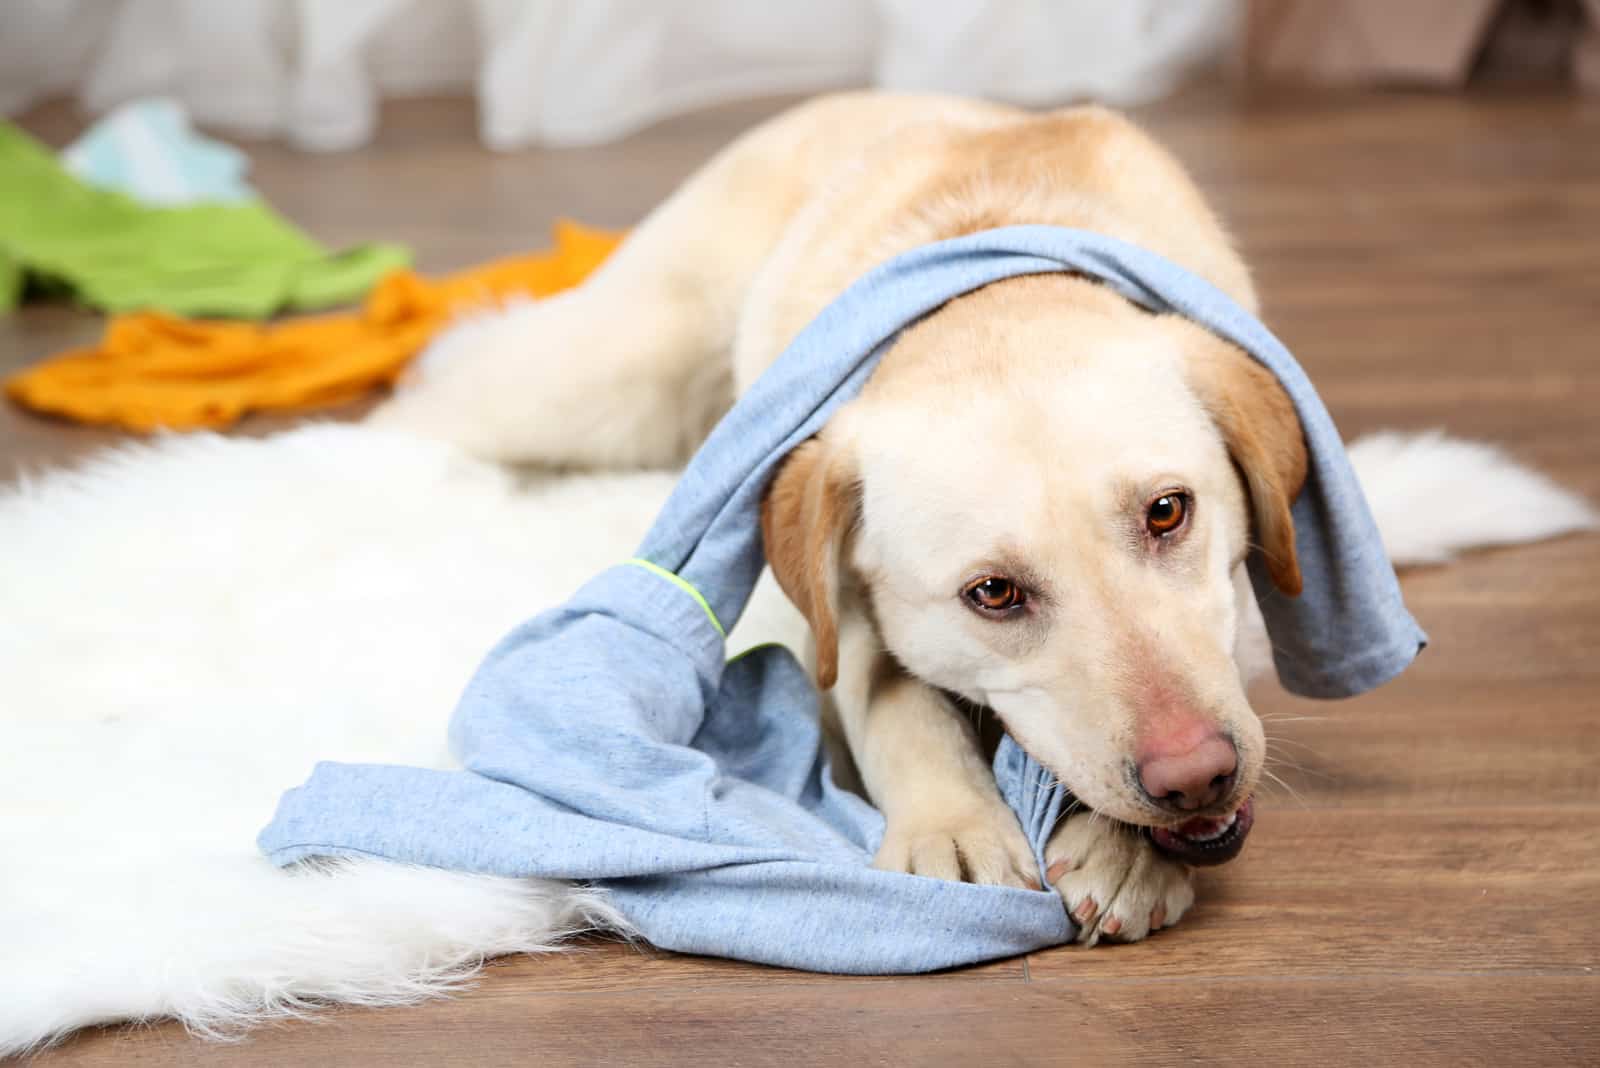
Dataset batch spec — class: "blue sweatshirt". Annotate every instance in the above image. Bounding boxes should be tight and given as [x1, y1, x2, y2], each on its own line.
[260, 226, 1425, 972]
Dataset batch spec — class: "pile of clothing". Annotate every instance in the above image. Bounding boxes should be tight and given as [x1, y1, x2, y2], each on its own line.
[1, 99, 619, 430]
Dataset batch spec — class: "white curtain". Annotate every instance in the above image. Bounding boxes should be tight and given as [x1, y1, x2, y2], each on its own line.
[0, 0, 1236, 151]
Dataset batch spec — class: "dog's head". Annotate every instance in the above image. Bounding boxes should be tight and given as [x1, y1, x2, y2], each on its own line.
[762, 275, 1307, 861]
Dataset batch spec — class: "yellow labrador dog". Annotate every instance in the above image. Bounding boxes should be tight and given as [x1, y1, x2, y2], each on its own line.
[374, 92, 1306, 944]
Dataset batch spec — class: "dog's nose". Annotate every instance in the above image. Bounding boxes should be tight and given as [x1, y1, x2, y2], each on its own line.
[1137, 734, 1238, 812]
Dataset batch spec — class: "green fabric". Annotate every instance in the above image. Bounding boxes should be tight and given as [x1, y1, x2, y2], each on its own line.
[0, 122, 409, 318]
[626, 557, 727, 637]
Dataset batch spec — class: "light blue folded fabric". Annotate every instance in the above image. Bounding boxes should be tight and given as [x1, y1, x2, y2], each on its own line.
[260, 225, 1426, 972]
[62, 98, 252, 205]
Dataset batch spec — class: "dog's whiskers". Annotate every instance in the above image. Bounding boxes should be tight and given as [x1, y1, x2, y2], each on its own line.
[1262, 730, 1328, 753]
[1258, 766, 1309, 810]
[1263, 750, 1333, 782]
[1046, 796, 1085, 836]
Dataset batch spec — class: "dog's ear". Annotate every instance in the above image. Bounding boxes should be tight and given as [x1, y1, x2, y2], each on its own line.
[1185, 335, 1309, 596]
[760, 437, 859, 689]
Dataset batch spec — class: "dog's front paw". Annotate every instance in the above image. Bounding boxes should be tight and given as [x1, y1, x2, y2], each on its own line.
[873, 797, 1041, 889]
[1045, 812, 1195, 945]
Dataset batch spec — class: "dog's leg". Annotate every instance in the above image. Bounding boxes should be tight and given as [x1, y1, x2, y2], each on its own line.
[367, 183, 763, 468]
[1044, 812, 1195, 945]
[365, 102, 849, 467]
[370, 92, 982, 469]
[832, 609, 1039, 888]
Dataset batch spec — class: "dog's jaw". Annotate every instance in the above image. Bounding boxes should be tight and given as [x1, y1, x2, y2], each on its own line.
[1146, 795, 1256, 866]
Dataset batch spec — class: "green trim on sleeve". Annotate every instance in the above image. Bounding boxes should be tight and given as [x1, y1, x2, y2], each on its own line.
[626, 558, 726, 638]
[726, 641, 785, 665]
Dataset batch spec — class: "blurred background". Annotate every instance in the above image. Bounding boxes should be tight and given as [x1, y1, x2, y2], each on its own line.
[4, 0, 1595, 152]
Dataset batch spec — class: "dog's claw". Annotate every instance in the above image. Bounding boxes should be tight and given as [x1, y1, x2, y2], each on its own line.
[1046, 811, 1196, 945]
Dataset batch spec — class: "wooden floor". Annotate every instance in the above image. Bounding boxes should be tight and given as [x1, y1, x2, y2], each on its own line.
[9, 87, 1600, 1065]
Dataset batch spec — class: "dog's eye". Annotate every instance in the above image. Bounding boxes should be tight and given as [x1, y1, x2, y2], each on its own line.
[1146, 491, 1189, 536]
[964, 576, 1026, 613]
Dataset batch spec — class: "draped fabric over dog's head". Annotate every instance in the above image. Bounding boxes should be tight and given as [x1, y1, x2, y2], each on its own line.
[642, 226, 1424, 697]
[260, 227, 1426, 973]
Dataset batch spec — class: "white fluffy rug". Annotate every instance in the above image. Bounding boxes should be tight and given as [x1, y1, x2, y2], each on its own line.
[0, 422, 1591, 1055]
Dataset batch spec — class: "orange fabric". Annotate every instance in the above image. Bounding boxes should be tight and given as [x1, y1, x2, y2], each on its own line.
[4, 220, 624, 432]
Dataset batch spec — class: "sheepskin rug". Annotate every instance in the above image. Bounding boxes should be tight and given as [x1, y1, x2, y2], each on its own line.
[0, 421, 1591, 1055]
